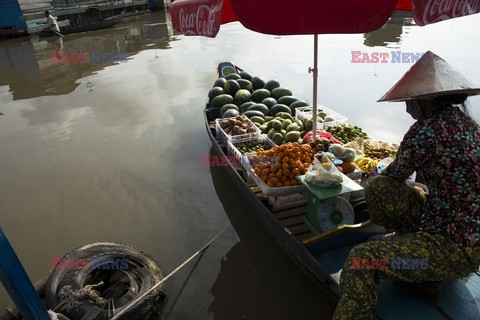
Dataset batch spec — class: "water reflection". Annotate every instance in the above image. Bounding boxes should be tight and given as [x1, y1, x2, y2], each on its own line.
[364, 11, 415, 48]
[208, 150, 336, 320]
[0, 10, 176, 101]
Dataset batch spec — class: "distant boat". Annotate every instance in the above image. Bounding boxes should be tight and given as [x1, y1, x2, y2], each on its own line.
[39, 14, 123, 37]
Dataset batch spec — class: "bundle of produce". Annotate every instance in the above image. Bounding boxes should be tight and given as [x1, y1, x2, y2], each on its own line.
[247, 143, 313, 187]
[363, 139, 399, 159]
[329, 144, 356, 162]
[345, 138, 399, 160]
[305, 137, 335, 153]
[252, 112, 306, 145]
[207, 69, 310, 120]
[218, 115, 259, 136]
[302, 130, 342, 145]
[328, 144, 358, 174]
[295, 106, 347, 130]
[305, 152, 343, 188]
[325, 124, 369, 143]
[354, 157, 380, 173]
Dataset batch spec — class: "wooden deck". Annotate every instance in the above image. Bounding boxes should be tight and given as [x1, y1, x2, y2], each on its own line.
[249, 185, 315, 241]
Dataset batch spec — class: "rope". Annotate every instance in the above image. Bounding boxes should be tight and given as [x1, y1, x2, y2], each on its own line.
[53, 281, 107, 313]
[48, 310, 59, 320]
[111, 225, 230, 319]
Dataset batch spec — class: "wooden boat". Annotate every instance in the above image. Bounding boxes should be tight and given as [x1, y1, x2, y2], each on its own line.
[204, 62, 480, 319]
[39, 14, 122, 37]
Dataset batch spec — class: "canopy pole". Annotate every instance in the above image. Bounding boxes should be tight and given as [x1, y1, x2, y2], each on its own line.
[309, 34, 318, 139]
[0, 227, 51, 320]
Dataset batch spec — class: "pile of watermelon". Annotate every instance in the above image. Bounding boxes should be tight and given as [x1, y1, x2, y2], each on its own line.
[206, 70, 310, 120]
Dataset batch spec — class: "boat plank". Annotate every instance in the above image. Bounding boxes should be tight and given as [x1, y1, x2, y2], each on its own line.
[296, 232, 316, 242]
[287, 224, 311, 236]
[273, 206, 306, 220]
[279, 215, 304, 228]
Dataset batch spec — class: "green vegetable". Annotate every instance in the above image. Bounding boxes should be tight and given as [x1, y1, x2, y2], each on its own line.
[325, 124, 369, 143]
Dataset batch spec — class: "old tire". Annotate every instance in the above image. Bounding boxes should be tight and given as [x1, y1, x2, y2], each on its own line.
[45, 242, 165, 320]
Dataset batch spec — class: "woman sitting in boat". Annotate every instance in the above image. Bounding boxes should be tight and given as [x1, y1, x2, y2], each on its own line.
[333, 51, 480, 320]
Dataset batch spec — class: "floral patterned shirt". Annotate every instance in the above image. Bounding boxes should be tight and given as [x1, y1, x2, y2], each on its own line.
[382, 106, 480, 247]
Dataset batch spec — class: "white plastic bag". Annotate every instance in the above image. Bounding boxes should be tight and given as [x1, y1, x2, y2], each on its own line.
[305, 152, 343, 188]
[328, 144, 356, 163]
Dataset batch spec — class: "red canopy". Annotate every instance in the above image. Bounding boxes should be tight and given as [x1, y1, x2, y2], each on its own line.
[169, 0, 236, 37]
[170, 0, 480, 38]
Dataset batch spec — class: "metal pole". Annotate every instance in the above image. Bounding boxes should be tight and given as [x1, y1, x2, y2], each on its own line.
[310, 34, 318, 139]
[0, 227, 50, 320]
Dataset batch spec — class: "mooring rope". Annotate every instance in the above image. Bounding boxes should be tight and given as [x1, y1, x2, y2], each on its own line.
[111, 224, 230, 319]
[53, 281, 107, 313]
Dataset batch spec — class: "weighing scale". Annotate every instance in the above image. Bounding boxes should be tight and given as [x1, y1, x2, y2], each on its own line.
[297, 174, 364, 235]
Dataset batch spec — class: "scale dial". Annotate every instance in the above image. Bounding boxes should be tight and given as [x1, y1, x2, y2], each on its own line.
[317, 196, 354, 232]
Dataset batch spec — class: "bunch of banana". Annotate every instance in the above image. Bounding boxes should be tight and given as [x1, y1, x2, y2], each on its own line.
[354, 157, 379, 172]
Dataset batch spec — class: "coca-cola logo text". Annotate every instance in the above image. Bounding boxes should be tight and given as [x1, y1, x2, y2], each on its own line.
[422, 0, 480, 24]
[178, 5, 219, 37]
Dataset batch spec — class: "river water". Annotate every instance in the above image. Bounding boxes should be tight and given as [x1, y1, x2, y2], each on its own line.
[0, 9, 479, 320]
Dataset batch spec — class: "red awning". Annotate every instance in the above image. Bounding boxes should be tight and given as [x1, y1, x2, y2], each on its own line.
[170, 0, 480, 38]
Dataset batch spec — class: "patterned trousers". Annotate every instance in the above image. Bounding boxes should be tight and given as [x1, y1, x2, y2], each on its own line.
[332, 175, 480, 320]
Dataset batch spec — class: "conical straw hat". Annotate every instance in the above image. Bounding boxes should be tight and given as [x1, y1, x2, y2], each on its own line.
[378, 51, 480, 102]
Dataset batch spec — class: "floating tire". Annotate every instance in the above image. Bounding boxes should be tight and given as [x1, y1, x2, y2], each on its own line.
[45, 242, 165, 320]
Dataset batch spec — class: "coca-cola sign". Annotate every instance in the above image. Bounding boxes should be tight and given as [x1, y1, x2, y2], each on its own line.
[170, 0, 223, 38]
[413, 0, 480, 26]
